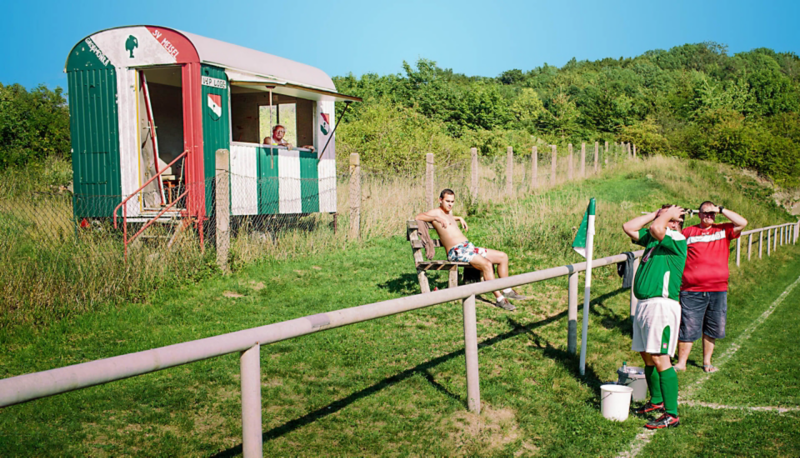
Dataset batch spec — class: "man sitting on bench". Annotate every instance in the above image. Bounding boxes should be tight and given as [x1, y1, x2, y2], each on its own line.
[415, 188, 527, 311]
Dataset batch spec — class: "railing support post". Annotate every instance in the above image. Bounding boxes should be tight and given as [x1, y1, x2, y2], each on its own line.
[241, 344, 262, 458]
[748, 233, 753, 261]
[767, 229, 772, 256]
[215, 149, 230, 273]
[462, 294, 480, 413]
[736, 237, 741, 267]
[759, 230, 763, 258]
[349, 153, 361, 240]
[568, 271, 578, 355]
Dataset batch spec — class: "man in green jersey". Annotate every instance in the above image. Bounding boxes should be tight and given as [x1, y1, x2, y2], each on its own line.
[622, 205, 687, 429]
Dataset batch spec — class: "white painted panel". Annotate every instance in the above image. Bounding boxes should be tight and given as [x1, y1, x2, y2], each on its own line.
[318, 158, 337, 213]
[315, 100, 336, 161]
[92, 27, 178, 67]
[117, 68, 141, 217]
[230, 142, 258, 215]
[279, 150, 302, 214]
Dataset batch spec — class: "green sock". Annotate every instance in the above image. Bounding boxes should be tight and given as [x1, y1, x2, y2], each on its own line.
[644, 365, 663, 404]
[659, 367, 679, 416]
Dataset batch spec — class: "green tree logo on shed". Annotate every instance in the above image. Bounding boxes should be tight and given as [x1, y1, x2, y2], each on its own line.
[125, 35, 139, 58]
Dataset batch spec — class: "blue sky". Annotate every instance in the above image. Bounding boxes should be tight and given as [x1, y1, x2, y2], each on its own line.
[3, 0, 798, 90]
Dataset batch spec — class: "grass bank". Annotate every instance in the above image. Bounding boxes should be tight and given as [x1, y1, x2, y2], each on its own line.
[1, 156, 798, 456]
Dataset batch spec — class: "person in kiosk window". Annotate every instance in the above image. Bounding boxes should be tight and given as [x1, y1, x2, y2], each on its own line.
[263, 124, 315, 151]
[622, 204, 687, 429]
[674, 202, 747, 373]
[415, 189, 527, 311]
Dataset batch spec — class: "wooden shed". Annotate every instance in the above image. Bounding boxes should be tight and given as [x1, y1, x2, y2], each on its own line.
[65, 25, 360, 234]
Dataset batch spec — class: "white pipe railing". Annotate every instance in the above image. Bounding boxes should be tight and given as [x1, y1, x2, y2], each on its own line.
[1, 220, 797, 457]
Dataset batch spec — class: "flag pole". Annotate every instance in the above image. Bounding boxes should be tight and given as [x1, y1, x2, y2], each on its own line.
[579, 198, 596, 376]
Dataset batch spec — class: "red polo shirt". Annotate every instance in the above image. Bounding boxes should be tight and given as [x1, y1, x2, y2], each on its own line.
[681, 223, 740, 292]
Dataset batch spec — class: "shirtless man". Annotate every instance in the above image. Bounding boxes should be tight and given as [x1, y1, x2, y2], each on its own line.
[263, 124, 315, 151]
[415, 189, 526, 311]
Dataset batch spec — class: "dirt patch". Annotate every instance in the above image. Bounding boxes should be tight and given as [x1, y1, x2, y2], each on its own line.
[223, 291, 245, 298]
[447, 404, 525, 454]
[249, 281, 266, 291]
[312, 265, 322, 270]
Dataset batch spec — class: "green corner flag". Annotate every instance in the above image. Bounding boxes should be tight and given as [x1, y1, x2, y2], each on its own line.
[572, 198, 596, 258]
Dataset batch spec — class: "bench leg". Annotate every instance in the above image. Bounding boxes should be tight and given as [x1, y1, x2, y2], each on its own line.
[448, 268, 458, 289]
[417, 269, 430, 294]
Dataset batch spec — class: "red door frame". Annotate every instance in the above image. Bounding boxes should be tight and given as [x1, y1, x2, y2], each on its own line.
[182, 61, 205, 224]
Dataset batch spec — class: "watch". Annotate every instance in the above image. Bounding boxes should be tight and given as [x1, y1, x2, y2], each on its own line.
[718, 206, 724, 214]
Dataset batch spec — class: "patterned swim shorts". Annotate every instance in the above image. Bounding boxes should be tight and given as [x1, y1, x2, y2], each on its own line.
[447, 241, 488, 263]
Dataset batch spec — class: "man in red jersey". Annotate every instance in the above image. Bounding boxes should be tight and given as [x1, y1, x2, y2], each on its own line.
[673, 201, 748, 373]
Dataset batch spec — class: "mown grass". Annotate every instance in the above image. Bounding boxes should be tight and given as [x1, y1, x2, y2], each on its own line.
[1, 155, 799, 456]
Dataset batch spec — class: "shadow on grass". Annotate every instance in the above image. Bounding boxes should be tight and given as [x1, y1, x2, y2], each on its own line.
[211, 286, 630, 457]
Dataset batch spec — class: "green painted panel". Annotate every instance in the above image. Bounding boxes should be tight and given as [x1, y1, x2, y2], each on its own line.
[257, 147, 280, 214]
[68, 67, 121, 218]
[201, 65, 231, 215]
[299, 151, 319, 213]
[66, 38, 113, 72]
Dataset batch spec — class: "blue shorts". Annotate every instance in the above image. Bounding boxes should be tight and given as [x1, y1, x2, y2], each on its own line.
[679, 291, 727, 341]
[447, 241, 488, 263]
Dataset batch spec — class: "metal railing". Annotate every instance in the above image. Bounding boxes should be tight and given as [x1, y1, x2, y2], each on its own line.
[113, 150, 189, 258]
[1, 221, 797, 457]
[736, 222, 798, 266]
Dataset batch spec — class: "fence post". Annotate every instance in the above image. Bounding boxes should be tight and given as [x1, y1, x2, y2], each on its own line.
[471, 147, 478, 201]
[349, 153, 361, 240]
[759, 230, 763, 258]
[594, 141, 599, 173]
[215, 149, 230, 273]
[748, 233, 753, 261]
[627, 143, 632, 159]
[568, 144, 574, 181]
[604, 141, 609, 167]
[568, 271, 578, 355]
[630, 257, 640, 317]
[736, 237, 741, 267]
[580, 143, 586, 178]
[506, 146, 513, 195]
[781, 225, 785, 246]
[796, 221, 799, 244]
[531, 146, 538, 189]
[633, 144, 637, 159]
[774, 227, 778, 252]
[426, 153, 435, 209]
[550, 145, 557, 186]
[462, 294, 480, 413]
[767, 229, 771, 256]
[241, 344, 262, 458]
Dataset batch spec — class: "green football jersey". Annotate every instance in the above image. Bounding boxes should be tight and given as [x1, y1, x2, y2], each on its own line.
[633, 228, 687, 301]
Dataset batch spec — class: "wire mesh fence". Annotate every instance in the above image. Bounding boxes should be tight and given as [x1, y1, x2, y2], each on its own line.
[0, 141, 636, 327]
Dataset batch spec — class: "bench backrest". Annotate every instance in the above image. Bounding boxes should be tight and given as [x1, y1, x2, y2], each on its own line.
[407, 220, 444, 266]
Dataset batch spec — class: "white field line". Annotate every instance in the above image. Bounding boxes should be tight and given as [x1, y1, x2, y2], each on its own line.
[617, 273, 800, 458]
[682, 401, 800, 413]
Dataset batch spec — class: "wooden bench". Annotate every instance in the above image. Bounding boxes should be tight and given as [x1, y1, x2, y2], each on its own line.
[407, 220, 480, 293]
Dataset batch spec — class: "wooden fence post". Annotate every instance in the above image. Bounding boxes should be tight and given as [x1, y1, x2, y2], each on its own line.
[633, 144, 637, 159]
[568, 144, 574, 181]
[605, 141, 609, 167]
[748, 233, 753, 261]
[759, 230, 763, 258]
[426, 153, 434, 209]
[767, 229, 771, 256]
[506, 146, 513, 195]
[550, 145, 557, 186]
[215, 149, 230, 273]
[471, 147, 478, 201]
[594, 141, 599, 173]
[580, 142, 586, 177]
[627, 142, 632, 159]
[736, 237, 741, 267]
[531, 146, 538, 189]
[568, 271, 578, 355]
[463, 294, 481, 413]
[350, 153, 361, 240]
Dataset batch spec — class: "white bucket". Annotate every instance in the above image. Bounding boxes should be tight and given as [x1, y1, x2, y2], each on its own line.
[600, 384, 634, 421]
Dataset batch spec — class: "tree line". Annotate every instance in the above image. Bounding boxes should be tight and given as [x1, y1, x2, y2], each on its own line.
[333, 43, 800, 185]
[1, 42, 798, 185]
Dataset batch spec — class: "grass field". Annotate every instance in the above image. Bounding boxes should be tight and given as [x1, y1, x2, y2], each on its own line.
[1, 156, 798, 457]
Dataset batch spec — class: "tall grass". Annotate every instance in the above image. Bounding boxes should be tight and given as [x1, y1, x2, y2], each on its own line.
[0, 152, 793, 329]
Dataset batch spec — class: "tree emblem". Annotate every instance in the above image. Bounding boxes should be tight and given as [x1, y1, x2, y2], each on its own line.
[125, 35, 139, 58]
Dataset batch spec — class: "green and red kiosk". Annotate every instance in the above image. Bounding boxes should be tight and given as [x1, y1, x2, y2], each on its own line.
[65, 25, 359, 243]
